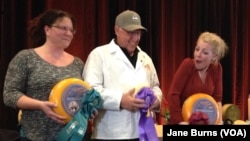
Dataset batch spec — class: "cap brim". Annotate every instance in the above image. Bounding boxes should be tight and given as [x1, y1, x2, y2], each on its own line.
[122, 25, 147, 31]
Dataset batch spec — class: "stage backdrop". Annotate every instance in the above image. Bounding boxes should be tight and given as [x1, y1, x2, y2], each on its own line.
[0, 0, 250, 129]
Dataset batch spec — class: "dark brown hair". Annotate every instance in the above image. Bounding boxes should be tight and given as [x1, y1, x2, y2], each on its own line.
[28, 9, 76, 47]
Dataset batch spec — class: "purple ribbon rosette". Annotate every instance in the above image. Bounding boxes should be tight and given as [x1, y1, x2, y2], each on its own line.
[135, 87, 159, 141]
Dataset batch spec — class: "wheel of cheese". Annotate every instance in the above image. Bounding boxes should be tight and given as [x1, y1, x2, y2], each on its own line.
[18, 110, 22, 123]
[233, 120, 247, 125]
[133, 83, 149, 96]
[222, 104, 241, 122]
[49, 78, 91, 123]
[182, 93, 219, 124]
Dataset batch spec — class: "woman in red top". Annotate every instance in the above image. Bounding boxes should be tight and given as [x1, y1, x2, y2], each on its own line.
[167, 31, 228, 125]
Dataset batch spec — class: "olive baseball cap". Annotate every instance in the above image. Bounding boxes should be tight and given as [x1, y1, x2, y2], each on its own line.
[115, 10, 147, 31]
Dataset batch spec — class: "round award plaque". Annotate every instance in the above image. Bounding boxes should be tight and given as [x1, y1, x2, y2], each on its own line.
[49, 78, 91, 123]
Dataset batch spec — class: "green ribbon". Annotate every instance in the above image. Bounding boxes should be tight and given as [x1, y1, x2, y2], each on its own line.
[56, 88, 102, 141]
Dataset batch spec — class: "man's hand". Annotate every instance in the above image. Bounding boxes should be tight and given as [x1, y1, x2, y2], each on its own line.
[149, 98, 160, 111]
[120, 88, 145, 111]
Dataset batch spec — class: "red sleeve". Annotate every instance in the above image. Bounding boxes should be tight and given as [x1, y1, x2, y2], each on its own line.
[212, 63, 223, 102]
[167, 58, 193, 124]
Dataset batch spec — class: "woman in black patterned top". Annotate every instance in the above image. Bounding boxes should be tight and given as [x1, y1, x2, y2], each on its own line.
[3, 9, 83, 141]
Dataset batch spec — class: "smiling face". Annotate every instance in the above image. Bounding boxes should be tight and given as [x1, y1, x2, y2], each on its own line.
[193, 39, 217, 71]
[115, 25, 142, 56]
[45, 17, 75, 49]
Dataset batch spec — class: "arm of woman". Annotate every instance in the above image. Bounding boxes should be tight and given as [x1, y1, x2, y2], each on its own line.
[16, 95, 66, 124]
[217, 101, 223, 125]
[3, 50, 66, 124]
[167, 58, 193, 124]
[213, 63, 223, 124]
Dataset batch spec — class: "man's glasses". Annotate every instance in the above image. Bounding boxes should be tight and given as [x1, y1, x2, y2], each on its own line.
[120, 27, 142, 37]
[51, 25, 76, 35]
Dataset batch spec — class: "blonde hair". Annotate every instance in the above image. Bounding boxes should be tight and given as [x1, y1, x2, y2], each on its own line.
[197, 32, 228, 61]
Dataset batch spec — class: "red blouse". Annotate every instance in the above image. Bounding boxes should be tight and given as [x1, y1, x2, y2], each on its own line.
[167, 58, 223, 124]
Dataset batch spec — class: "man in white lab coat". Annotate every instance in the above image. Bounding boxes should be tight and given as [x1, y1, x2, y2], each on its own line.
[83, 10, 162, 141]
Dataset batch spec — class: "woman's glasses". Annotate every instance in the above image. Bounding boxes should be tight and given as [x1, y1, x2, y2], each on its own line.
[52, 25, 76, 35]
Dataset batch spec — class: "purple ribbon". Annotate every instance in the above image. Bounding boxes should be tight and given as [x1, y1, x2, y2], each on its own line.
[135, 87, 159, 141]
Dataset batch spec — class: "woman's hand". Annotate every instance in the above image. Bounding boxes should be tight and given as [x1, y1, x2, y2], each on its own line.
[40, 101, 67, 124]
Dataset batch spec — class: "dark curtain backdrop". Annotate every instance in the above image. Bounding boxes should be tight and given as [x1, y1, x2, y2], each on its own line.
[1, 0, 249, 129]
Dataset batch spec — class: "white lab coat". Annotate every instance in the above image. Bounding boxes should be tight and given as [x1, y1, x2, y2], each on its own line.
[83, 39, 162, 139]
